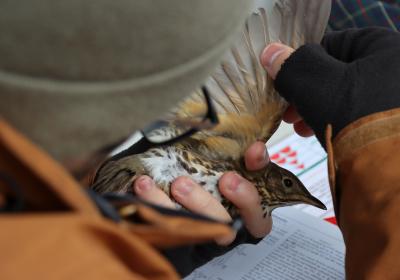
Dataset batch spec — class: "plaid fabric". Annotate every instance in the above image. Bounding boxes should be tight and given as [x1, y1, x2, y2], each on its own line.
[329, 0, 400, 31]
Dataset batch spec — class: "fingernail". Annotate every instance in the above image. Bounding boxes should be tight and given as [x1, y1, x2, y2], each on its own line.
[174, 178, 194, 196]
[256, 144, 270, 166]
[262, 147, 270, 164]
[261, 43, 287, 70]
[226, 173, 242, 192]
[136, 177, 153, 192]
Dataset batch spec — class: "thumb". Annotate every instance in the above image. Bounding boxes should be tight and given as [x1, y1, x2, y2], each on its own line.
[260, 42, 348, 144]
[261, 43, 295, 79]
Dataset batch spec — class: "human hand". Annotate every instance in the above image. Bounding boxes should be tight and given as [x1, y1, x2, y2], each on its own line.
[133, 141, 272, 246]
[260, 43, 315, 138]
[261, 28, 400, 145]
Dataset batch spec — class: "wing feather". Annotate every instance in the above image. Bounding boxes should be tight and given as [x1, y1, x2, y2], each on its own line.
[173, 0, 331, 157]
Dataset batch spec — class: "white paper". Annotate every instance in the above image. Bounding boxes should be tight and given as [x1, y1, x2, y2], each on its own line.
[185, 208, 345, 280]
[268, 133, 335, 220]
[185, 133, 345, 280]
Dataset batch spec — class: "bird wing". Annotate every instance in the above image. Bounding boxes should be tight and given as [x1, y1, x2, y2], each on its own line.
[172, 0, 331, 159]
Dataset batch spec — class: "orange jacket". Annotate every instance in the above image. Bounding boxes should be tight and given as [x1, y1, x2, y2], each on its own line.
[0, 118, 234, 279]
[326, 108, 400, 279]
[1, 107, 400, 279]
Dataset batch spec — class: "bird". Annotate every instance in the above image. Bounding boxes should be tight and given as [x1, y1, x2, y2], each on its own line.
[90, 0, 331, 217]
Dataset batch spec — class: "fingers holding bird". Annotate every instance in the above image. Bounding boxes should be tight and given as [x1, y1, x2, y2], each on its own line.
[219, 172, 272, 239]
[244, 141, 270, 171]
[283, 105, 314, 137]
[171, 177, 231, 223]
[133, 175, 176, 208]
[133, 142, 273, 244]
[261, 43, 315, 138]
[220, 141, 273, 238]
[134, 175, 232, 223]
[172, 177, 236, 245]
[134, 175, 236, 245]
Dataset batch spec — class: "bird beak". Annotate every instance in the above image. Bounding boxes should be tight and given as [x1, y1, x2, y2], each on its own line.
[304, 195, 327, 210]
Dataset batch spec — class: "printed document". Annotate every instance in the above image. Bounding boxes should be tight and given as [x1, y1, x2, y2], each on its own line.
[185, 134, 345, 280]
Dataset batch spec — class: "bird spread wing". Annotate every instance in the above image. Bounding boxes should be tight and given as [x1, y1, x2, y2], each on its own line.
[172, 0, 331, 159]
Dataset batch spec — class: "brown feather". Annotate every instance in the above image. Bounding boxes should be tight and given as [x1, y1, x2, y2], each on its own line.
[173, 7, 288, 159]
[91, 0, 331, 216]
[173, 1, 331, 159]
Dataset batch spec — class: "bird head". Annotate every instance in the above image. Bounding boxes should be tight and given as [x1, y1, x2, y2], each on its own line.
[251, 162, 326, 217]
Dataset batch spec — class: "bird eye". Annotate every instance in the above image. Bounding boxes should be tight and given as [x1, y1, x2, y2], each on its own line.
[283, 178, 293, 187]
